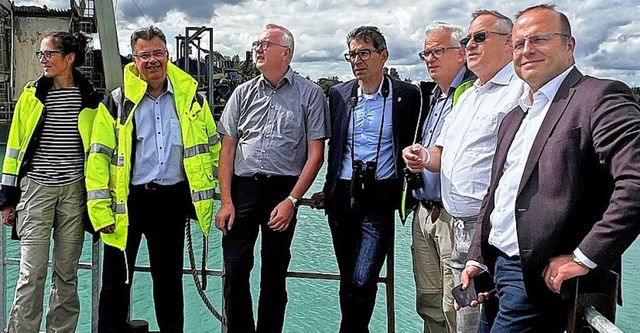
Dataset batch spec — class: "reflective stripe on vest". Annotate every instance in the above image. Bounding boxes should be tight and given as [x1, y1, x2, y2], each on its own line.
[1, 174, 18, 187]
[111, 202, 126, 214]
[87, 189, 111, 200]
[208, 134, 220, 146]
[90, 143, 115, 158]
[184, 144, 209, 158]
[191, 189, 214, 202]
[5, 148, 23, 161]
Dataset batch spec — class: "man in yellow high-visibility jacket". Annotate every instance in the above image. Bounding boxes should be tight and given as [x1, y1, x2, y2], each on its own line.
[85, 26, 220, 333]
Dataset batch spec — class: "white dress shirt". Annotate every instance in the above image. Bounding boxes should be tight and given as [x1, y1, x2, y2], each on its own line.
[436, 62, 525, 218]
[489, 66, 590, 262]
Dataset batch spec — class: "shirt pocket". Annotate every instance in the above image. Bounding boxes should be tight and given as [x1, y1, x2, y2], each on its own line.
[170, 119, 183, 146]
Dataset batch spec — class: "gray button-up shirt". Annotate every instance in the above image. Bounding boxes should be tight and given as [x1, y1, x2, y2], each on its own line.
[218, 68, 330, 177]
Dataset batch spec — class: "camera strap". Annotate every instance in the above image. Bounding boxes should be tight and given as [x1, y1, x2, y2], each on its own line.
[422, 90, 452, 146]
[348, 76, 390, 180]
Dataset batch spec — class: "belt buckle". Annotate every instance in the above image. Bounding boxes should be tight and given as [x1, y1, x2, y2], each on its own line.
[421, 200, 433, 210]
[253, 174, 270, 181]
[144, 183, 158, 191]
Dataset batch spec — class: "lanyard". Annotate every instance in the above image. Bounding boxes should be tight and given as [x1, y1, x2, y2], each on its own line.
[422, 91, 452, 146]
[347, 77, 390, 178]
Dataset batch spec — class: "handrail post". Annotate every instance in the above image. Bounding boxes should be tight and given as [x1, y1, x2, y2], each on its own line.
[91, 240, 102, 333]
[1, 224, 7, 332]
[583, 306, 624, 333]
[385, 223, 395, 333]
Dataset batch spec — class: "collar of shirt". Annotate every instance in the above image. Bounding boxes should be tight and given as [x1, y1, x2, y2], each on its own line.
[259, 67, 294, 90]
[358, 76, 389, 102]
[518, 65, 575, 111]
[431, 66, 468, 99]
[145, 76, 174, 99]
[473, 61, 516, 91]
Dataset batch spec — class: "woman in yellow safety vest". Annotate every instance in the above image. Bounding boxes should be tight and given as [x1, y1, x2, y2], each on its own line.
[0, 30, 101, 333]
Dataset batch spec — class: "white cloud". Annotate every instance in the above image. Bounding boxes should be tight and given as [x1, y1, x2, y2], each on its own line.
[14, 0, 640, 86]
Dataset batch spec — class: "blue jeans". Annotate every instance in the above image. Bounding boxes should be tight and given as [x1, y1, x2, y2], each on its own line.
[486, 254, 567, 333]
[327, 180, 396, 333]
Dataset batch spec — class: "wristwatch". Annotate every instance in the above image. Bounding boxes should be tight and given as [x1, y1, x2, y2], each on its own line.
[571, 253, 591, 270]
[286, 195, 299, 208]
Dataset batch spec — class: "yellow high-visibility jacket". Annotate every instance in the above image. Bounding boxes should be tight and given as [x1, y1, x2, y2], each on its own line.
[0, 70, 100, 210]
[86, 62, 220, 251]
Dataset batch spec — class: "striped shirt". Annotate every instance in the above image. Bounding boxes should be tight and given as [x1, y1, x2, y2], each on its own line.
[26, 87, 85, 186]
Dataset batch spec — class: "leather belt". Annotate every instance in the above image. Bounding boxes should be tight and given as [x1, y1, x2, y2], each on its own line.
[131, 181, 187, 192]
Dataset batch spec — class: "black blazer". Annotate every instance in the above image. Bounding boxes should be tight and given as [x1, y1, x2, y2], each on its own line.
[469, 68, 640, 300]
[323, 75, 421, 212]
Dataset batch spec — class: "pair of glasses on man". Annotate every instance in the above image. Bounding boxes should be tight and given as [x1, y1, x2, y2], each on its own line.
[511, 32, 571, 53]
[251, 41, 289, 52]
[343, 49, 381, 62]
[133, 49, 168, 62]
[35, 50, 64, 61]
[418, 47, 461, 61]
[460, 30, 509, 48]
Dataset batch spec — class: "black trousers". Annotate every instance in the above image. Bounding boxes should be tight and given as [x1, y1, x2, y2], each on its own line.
[222, 175, 298, 333]
[327, 179, 397, 333]
[98, 182, 191, 333]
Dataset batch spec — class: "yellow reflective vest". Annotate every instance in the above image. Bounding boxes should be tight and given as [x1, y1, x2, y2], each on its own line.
[1, 70, 100, 208]
[86, 62, 220, 251]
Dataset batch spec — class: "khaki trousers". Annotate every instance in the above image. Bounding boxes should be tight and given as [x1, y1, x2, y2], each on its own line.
[411, 203, 456, 333]
[7, 177, 85, 333]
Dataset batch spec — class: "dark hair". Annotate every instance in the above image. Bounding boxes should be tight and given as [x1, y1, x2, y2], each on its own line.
[130, 25, 167, 53]
[43, 30, 91, 67]
[516, 3, 572, 37]
[471, 9, 513, 33]
[347, 26, 387, 52]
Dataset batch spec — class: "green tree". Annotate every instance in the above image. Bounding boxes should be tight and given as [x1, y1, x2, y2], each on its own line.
[317, 76, 342, 97]
[632, 87, 640, 103]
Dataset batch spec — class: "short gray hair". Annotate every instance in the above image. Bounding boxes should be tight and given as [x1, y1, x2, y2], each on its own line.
[424, 22, 465, 47]
[471, 9, 513, 34]
[130, 25, 167, 53]
[265, 23, 295, 60]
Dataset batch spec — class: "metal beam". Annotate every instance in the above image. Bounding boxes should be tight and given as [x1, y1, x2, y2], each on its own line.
[94, 0, 123, 91]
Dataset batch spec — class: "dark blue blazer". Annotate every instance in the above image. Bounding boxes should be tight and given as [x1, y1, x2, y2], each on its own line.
[322, 76, 421, 211]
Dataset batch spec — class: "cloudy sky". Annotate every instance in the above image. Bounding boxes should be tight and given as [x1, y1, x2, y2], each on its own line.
[19, 0, 640, 87]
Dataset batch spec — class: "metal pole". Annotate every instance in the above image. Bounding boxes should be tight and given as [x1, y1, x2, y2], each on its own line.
[207, 28, 214, 110]
[386, 224, 395, 333]
[583, 306, 624, 333]
[196, 38, 201, 82]
[94, 0, 123, 90]
[183, 29, 190, 73]
[1, 224, 7, 331]
[91, 240, 102, 333]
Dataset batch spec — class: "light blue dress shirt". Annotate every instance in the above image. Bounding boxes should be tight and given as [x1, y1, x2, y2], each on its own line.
[413, 67, 467, 202]
[131, 78, 186, 185]
[339, 78, 394, 180]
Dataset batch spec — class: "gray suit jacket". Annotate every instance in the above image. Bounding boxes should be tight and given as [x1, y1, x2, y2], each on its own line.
[469, 67, 640, 300]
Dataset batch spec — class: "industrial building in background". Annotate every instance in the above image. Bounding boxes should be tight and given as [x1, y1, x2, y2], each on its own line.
[0, 0, 255, 145]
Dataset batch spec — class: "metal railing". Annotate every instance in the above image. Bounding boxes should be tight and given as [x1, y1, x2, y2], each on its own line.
[0, 199, 397, 333]
[583, 307, 624, 333]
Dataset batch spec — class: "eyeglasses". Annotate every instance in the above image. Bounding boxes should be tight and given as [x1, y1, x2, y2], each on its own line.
[344, 49, 379, 62]
[418, 47, 461, 61]
[460, 31, 509, 48]
[35, 50, 64, 61]
[251, 41, 289, 52]
[133, 49, 168, 62]
[512, 33, 571, 54]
